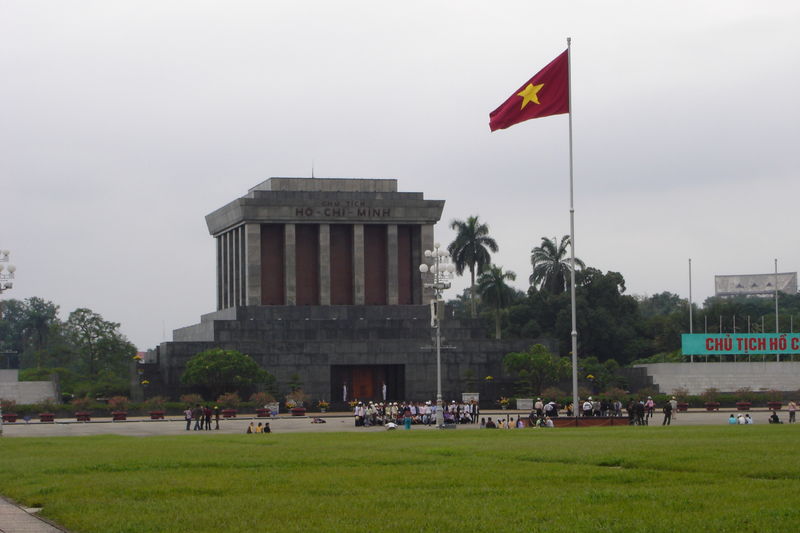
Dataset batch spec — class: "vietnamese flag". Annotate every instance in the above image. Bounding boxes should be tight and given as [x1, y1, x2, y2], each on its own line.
[489, 50, 569, 131]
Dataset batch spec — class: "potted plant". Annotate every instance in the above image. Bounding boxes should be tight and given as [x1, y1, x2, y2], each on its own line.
[144, 396, 167, 419]
[251, 392, 276, 417]
[766, 389, 782, 410]
[317, 400, 330, 413]
[499, 397, 510, 410]
[285, 389, 310, 416]
[71, 396, 92, 421]
[702, 387, 720, 411]
[217, 392, 241, 418]
[672, 388, 689, 412]
[38, 398, 58, 422]
[108, 395, 129, 421]
[1, 399, 18, 423]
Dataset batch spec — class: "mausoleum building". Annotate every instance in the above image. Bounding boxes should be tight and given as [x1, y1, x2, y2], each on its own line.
[145, 178, 540, 405]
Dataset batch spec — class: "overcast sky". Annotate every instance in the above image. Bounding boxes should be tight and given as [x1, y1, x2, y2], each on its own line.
[2, 1, 799, 350]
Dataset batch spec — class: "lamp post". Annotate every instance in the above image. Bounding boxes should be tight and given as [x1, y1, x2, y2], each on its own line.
[418, 242, 455, 428]
[0, 250, 16, 294]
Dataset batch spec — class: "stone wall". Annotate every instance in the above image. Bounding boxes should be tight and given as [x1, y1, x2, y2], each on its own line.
[0, 370, 58, 404]
[634, 362, 800, 395]
[152, 305, 549, 403]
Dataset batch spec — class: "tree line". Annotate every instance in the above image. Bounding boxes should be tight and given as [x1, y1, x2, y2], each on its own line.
[0, 297, 136, 398]
[446, 215, 800, 368]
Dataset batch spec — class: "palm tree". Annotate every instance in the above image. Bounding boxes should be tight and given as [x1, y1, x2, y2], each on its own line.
[448, 216, 499, 318]
[529, 235, 585, 294]
[477, 265, 516, 340]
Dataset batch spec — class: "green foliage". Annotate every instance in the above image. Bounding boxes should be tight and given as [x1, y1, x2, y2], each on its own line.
[477, 264, 517, 340]
[181, 348, 273, 400]
[64, 308, 136, 378]
[448, 215, 499, 318]
[504, 344, 571, 396]
[216, 392, 241, 409]
[529, 235, 585, 294]
[1, 428, 800, 533]
[143, 395, 168, 410]
[107, 396, 129, 411]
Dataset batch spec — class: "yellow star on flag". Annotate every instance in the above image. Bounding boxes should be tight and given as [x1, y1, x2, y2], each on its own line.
[517, 83, 544, 109]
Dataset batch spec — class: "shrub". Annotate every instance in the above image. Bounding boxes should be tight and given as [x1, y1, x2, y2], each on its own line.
[108, 396, 130, 411]
[1, 398, 16, 412]
[285, 389, 310, 408]
[540, 387, 566, 401]
[143, 396, 168, 410]
[672, 387, 689, 401]
[250, 392, 276, 406]
[39, 397, 59, 413]
[602, 387, 627, 401]
[735, 387, 755, 403]
[179, 393, 203, 405]
[71, 396, 92, 412]
[217, 392, 241, 409]
[701, 387, 720, 403]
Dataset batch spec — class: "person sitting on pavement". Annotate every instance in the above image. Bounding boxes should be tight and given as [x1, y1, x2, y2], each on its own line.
[728, 414, 737, 425]
[769, 411, 782, 424]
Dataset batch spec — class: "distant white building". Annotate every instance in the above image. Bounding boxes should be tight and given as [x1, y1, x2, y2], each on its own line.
[715, 272, 797, 297]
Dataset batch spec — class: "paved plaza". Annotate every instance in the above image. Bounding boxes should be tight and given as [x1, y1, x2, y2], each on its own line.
[0, 408, 781, 438]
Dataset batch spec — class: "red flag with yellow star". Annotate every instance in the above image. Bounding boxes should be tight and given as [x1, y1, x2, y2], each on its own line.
[489, 50, 569, 131]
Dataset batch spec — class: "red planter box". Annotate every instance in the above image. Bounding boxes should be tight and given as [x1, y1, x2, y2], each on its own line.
[767, 402, 782, 410]
[149, 411, 165, 420]
[75, 412, 91, 421]
[111, 411, 127, 421]
[2, 413, 18, 423]
[222, 409, 237, 418]
[39, 413, 55, 423]
[677, 403, 689, 412]
[256, 408, 271, 418]
[290, 407, 307, 417]
[704, 402, 720, 411]
[736, 403, 752, 411]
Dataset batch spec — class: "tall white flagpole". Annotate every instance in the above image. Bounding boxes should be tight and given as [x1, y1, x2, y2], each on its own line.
[567, 37, 579, 416]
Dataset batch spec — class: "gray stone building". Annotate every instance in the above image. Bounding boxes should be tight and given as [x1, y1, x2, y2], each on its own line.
[144, 178, 541, 405]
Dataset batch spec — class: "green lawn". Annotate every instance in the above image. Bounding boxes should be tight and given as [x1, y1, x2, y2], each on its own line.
[1, 426, 799, 532]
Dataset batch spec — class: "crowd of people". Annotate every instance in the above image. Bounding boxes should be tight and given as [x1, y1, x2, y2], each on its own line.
[183, 404, 220, 430]
[246, 421, 271, 433]
[352, 400, 480, 428]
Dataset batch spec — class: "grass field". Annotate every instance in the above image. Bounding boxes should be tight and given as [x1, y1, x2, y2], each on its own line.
[1, 425, 799, 532]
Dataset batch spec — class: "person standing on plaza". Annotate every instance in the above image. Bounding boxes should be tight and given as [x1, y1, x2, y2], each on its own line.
[582, 398, 592, 417]
[662, 400, 673, 426]
[214, 405, 220, 430]
[204, 405, 212, 430]
[669, 396, 678, 420]
[788, 400, 797, 423]
[645, 396, 655, 422]
[193, 404, 204, 430]
[534, 398, 544, 418]
[184, 406, 192, 431]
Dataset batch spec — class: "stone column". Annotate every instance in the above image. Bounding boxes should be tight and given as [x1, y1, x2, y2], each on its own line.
[245, 223, 261, 306]
[232, 230, 238, 307]
[420, 224, 435, 304]
[284, 224, 296, 305]
[222, 232, 230, 308]
[319, 223, 331, 305]
[216, 236, 223, 310]
[353, 224, 365, 305]
[387, 224, 399, 305]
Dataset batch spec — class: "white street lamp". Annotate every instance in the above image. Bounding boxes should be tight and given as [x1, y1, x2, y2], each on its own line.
[419, 242, 455, 428]
[0, 250, 15, 294]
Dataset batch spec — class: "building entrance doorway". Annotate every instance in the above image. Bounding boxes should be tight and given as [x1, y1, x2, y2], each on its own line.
[331, 365, 404, 404]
